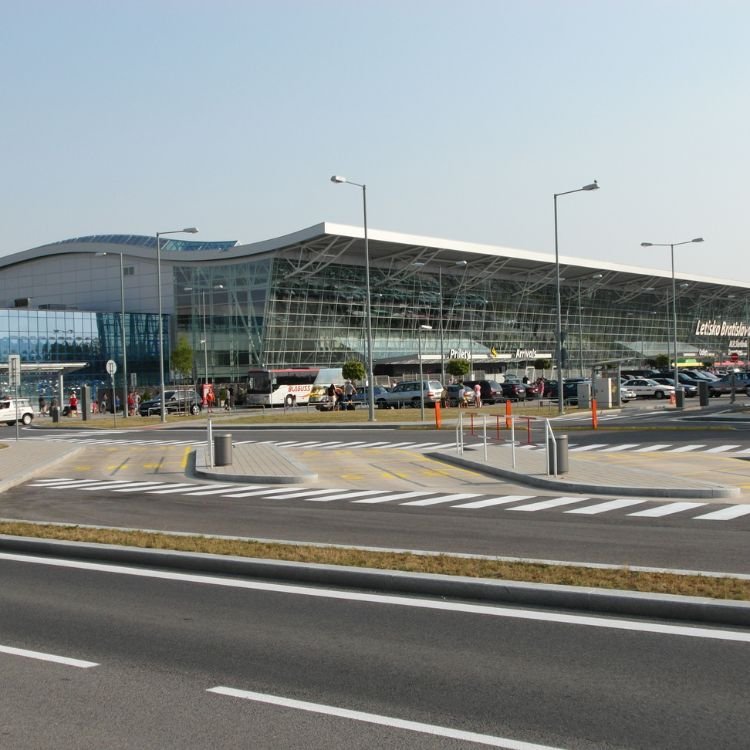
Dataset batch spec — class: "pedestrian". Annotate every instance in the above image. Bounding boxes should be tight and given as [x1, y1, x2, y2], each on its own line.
[38, 394, 47, 416]
[69, 391, 78, 416]
[326, 383, 338, 411]
[343, 379, 357, 409]
[473, 382, 482, 408]
[99, 392, 108, 414]
[127, 391, 135, 416]
[206, 388, 215, 413]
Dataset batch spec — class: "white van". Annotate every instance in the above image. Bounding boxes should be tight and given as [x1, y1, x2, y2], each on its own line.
[0, 398, 34, 426]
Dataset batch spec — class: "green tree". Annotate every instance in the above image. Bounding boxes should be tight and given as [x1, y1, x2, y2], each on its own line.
[171, 336, 194, 383]
[654, 353, 669, 369]
[534, 358, 552, 372]
[446, 358, 471, 380]
[342, 359, 366, 383]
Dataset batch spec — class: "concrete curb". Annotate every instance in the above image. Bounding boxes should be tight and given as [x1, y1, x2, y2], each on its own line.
[193, 444, 317, 484]
[1, 535, 749, 627]
[0, 443, 84, 494]
[427, 450, 740, 499]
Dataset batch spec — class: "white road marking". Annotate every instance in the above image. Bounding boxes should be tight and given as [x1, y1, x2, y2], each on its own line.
[400, 493, 480, 507]
[0, 643, 98, 669]
[628, 502, 706, 517]
[28, 479, 105, 488]
[78, 480, 147, 491]
[111, 482, 171, 492]
[452, 495, 534, 509]
[1, 551, 749, 643]
[566, 498, 646, 515]
[223, 487, 311, 498]
[353, 491, 437, 504]
[178, 485, 264, 497]
[568, 444, 608, 452]
[667, 445, 706, 453]
[693, 505, 750, 521]
[704, 445, 742, 453]
[147, 484, 220, 495]
[509, 497, 586, 512]
[598, 443, 641, 452]
[301, 489, 385, 502]
[267, 488, 349, 500]
[633, 444, 672, 452]
[207, 687, 562, 749]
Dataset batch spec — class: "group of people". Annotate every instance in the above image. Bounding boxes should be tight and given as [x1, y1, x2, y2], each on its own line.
[326, 380, 357, 410]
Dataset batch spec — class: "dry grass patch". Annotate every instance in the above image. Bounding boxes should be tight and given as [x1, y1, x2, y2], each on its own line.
[1, 521, 747, 601]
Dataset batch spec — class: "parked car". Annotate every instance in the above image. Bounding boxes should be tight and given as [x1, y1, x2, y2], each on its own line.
[377, 380, 443, 409]
[351, 385, 391, 407]
[651, 377, 698, 397]
[462, 379, 508, 404]
[621, 378, 675, 399]
[139, 389, 201, 416]
[503, 376, 540, 400]
[709, 372, 750, 397]
[0, 397, 34, 425]
[444, 384, 476, 407]
[620, 386, 637, 403]
[545, 380, 584, 403]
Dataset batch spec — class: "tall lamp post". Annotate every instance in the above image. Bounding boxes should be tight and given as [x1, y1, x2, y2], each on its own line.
[413, 260, 468, 386]
[96, 252, 128, 417]
[553, 181, 599, 415]
[184, 287, 209, 394]
[417, 324, 432, 421]
[156, 227, 198, 423]
[330, 175, 375, 422]
[640, 238, 703, 396]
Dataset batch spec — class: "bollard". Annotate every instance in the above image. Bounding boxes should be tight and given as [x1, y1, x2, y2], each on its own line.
[51, 406, 60, 423]
[547, 434, 569, 474]
[505, 400, 512, 429]
[434, 401, 442, 430]
[591, 398, 598, 430]
[214, 434, 233, 466]
[674, 388, 685, 409]
[698, 381, 709, 406]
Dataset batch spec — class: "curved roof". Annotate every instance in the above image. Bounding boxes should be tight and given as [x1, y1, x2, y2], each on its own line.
[48, 234, 237, 252]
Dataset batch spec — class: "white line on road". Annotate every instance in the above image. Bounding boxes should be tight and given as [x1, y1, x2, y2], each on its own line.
[628, 502, 706, 517]
[633, 444, 673, 452]
[598, 443, 641, 452]
[566, 498, 646, 515]
[666, 445, 706, 453]
[207, 687, 562, 749]
[352, 491, 436, 504]
[509, 497, 586, 512]
[568, 444, 608, 452]
[302, 489, 385, 502]
[401, 493, 480, 506]
[0, 643, 98, 669]
[452, 495, 535, 509]
[693, 505, 750, 521]
[704, 445, 742, 453]
[2, 551, 749, 643]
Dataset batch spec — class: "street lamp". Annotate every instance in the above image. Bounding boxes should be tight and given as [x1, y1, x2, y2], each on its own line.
[553, 181, 599, 415]
[640, 238, 703, 398]
[156, 227, 198, 422]
[96, 252, 128, 417]
[417, 324, 433, 421]
[184, 287, 208, 397]
[413, 260, 468, 386]
[330, 175, 375, 422]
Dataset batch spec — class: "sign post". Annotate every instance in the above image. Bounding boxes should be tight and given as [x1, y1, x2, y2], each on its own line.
[106, 359, 118, 427]
[8, 355, 20, 441]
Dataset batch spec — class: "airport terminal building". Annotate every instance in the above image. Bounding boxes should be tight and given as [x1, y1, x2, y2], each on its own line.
[0, 222, 748, 395]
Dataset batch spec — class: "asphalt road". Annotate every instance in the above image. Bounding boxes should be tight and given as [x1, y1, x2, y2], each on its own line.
[2, 423, 750, 573]
[2, 553, 749, 749]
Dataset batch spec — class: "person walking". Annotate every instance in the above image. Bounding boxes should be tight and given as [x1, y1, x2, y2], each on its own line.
[38, 394, 47, 416]
[473, 382, 482, 408]
[326, 383, 338, 411]
[69, 391, 78, 416]
[343, 379, 357, 409]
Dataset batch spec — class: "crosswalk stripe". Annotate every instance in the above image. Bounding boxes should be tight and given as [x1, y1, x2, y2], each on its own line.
[693, 505, 750, 521]
[509, 496, 587, 512]
[628, 502, 706, 517]
[223, 487, 308, 498]
[734, 448, 750, 455]
[78, 480, 146, 491]
[452, 495, 534, 509]
[304, 489, 388, 502]
[111, 482, 171, 492]
[353, 491, 436, 504]
[147, 483, 210, 494]
[566, 498, 646, 515]
[667, 445, 705, 453]
[704, 445, 742, 453]
[599, 444, 641, 452]
[633, 444, 673, 452]
[401, 493, 480, 506]
[267, 488, 349, 500]
[318, 442, 369, 450]
[569, 444, 608, 452]
[27, 478, 98, 487]
[179, 485, 263, 496]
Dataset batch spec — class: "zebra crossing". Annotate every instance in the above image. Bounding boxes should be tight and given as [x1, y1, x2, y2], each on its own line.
[25, 477, 750, 523]
[24, 433, 750, 455]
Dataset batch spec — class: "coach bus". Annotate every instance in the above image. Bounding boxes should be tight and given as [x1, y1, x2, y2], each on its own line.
[245, 366, 343, 407]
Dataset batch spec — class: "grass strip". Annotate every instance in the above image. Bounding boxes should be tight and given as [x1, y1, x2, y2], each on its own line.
[1, 521, 748, 602]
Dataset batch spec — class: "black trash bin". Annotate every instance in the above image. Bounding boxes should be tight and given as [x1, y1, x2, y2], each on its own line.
[698, 381, 709, 406]
[214, 434, 233, 466]
[51, 406, 60, 423]
[547, 434, 569, 474]
[674, 388, 685, 408]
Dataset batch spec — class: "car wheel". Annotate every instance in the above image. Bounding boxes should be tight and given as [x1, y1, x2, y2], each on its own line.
[411, 398, 421, 408]
[655, 391, 665, 399]
[190, 404, 200, 415]
[6, 421, 14, 426]
[284, 394, 295, 408]
[21, 413, 32, 425]
[376, 399, 387, 409]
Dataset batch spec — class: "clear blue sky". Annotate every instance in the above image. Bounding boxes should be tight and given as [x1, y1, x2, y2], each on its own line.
[2, 0, 748, 278]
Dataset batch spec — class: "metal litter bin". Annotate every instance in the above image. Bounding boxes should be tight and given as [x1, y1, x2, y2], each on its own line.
[674, 388, 685, 408]
[214, 434, 233, 466]
[548, 434, 569, 474]
[698, 381, 709, 406]
[51, 406, 60, 423]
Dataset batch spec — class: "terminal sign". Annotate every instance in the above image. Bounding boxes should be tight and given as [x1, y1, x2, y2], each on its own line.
[106, 359, 117, 376]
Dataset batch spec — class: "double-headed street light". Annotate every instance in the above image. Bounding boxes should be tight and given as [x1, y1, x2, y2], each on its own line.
[330, 175, 375, 422]
[640, 237, 704, 397]
[417, 324, 433, 421]
[156, 227, 198, 423]
[554, 181, 599, 415]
